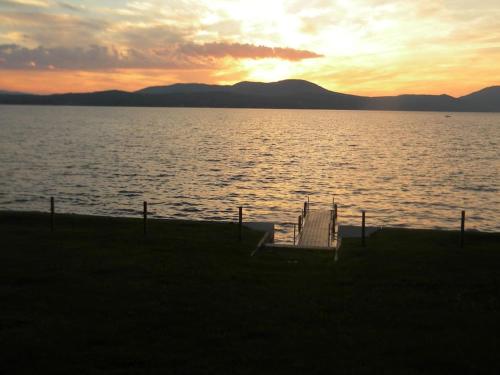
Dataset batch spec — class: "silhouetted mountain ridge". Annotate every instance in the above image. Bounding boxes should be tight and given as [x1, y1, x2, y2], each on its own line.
[136, 83, 232, 95]
[0, 89, 27, 95]
[137, 79, 360, 98]
[1, 80, 498, 112]
[459, 86, 500, 112]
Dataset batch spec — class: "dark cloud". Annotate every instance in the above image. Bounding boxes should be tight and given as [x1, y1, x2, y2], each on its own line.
[57, 1, 85, 12]
[0, 42, 323, 71]
[0, 44, 194, 70]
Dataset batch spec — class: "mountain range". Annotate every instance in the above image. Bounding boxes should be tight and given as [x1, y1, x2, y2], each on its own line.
[0, 79, 498, 112]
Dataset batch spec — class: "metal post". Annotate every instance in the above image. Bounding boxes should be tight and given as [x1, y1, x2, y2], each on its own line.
[328, 222, 332, 246]
[293, 224, 296, 245]
[298, 215, 302, 233]
[460, 210, 465, 248]
[50, 197, 54, 232]
[332, 209, 336, 237]
[238, 206, 243, 241]
[362, 210, 366, 247]
[334, 203, 338, 219]
[143, 201, 147, 236]
[303, 201, 307, 217]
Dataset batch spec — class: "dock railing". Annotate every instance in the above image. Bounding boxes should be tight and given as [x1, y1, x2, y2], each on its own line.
[295, 198, 338, 249]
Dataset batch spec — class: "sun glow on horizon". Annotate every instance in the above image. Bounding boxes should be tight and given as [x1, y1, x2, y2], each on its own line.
[240, 59, 294, 83]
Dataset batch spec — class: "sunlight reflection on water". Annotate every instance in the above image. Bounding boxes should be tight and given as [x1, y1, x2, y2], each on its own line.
[0, 105, 498, 242]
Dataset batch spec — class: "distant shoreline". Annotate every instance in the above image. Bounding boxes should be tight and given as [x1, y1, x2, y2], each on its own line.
[1, 102, 499, 114]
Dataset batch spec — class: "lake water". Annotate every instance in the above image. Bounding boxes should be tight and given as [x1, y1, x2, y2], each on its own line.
[0, 105, 499, 241]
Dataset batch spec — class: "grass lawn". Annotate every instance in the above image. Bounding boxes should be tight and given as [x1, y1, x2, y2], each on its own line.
[1, 211, 499, 374]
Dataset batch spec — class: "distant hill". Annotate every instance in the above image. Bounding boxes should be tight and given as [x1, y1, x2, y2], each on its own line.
[134, 79, 366, 109]
[0, 89, 27, 95]
[458, 86, 500, 112]
[136, 79, 328, 96]
[136, 83, 232, 95]
[366, 94, 460, 112]
[1, 80, 499, 112]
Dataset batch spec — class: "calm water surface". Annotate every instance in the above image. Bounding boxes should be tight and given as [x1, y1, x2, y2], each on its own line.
[1, 105, 498, 241]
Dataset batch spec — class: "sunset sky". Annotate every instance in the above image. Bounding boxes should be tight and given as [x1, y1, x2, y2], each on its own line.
[0, 0, 499, 96]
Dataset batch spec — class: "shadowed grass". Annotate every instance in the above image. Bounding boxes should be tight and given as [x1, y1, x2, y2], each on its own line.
[1, 211, 499, 374]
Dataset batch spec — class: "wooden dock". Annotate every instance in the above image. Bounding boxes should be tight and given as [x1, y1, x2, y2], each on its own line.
[297, 209, 337, 249]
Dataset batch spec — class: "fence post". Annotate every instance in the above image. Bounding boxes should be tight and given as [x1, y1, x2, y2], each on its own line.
[460, 210, 465, 248]
[332, 209, 336, 237]
[304, 202, 308, 217]
[328, 222, 331, 246]
[238, 206, 243, 241]
[143, 201, 147, 236]
[362, 210, 366, 247]
[293, 223, 296, 245]
[298, 215, 302, 233]
[50, 197, 54, 232]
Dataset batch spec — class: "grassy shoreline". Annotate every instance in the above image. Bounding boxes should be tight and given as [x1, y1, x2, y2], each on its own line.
[1, 211, 499, 374]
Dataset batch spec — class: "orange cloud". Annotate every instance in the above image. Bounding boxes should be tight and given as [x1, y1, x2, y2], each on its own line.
[176, 42, 323, 61]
